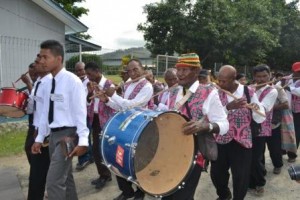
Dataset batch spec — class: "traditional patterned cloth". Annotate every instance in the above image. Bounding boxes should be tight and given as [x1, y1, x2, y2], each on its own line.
[88, 79, 115, 128]
[281, 109, 297, 153]
[258, 86, 274, 137]
[158, 86, 181, 110]
[175, 53, 201, 68]
[216, 87, 254, 148]
[291, 81, 300, 113]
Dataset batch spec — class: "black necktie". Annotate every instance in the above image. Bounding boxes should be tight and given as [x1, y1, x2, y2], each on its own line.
[33, 81, 41, 111]
[48, 78, 55, 124]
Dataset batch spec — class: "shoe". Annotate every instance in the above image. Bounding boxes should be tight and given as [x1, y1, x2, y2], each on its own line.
[216, 192, 232, 200]
[255, 186, 264, 196]
[273, 167, 282, 174]
[91, 177, 100, 185]
[76, 160, 90, 171]
[134, 190, 145, 200]
[95, 176, 112, 190]
[113, 193, 134, 200]
[288, 157, 296, 163]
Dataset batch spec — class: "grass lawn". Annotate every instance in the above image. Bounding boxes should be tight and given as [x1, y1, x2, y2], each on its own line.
[0, 130, 26, 157]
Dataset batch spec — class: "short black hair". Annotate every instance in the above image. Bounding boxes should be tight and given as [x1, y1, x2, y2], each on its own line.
[40, 40, 64, 63]
[253, 64, 271, 75]
[85, 61, 102, 73]
[236, 73, 245, 80]
[28, 63, 35, 68]
[275, 72, 284, 79]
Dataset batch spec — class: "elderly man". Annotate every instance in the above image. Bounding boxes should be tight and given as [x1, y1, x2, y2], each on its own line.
[211, 65, 265, 200]
[162, 53, 229, 200]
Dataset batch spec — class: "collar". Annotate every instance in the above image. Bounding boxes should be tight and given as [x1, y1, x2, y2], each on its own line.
[99, 75, 107, 89]
[53, 67, 66, 82]
[188, 80, 200, 93]
[257, 84, 269, 93]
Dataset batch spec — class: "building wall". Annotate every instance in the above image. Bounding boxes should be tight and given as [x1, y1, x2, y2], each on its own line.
[0, 0, 65, 87]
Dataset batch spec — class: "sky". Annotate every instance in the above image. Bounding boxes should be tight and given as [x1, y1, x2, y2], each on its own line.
[77, 0, 159, 53]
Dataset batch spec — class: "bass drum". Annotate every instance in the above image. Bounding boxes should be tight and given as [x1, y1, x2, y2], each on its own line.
[101, 108, 196, 197]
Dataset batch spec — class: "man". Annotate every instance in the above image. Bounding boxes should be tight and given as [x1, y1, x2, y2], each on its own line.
[198, 69, 209, 85]
[236, 73, 248, 85]
[281, 62, 300, 163]
[162, 53, 229, 200]
[85, 61, 114, 190]
[156, 68, 183, 111]
[211, 65, 265, 200]
[32, 40, 89, 200]
[21, 63, 37, 164]
[104, 58, 154, 200]
[74, 61, 93, 171]
[249, 64, 278, 196]
[26, 55, 52, 200]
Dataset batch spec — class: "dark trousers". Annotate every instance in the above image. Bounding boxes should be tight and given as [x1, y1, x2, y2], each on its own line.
[266, 126, 283, 168]
[27, 146, 50, 200]
[92, 114, 111, 178]
[288, 112, 300, 159]
[249, 136, 267, 188]
[116, 176, 144, 198]
[162, 164, 202, 200]
[210, 140, 252, 200]
[78, 118, 93, 164]
[25, 125, 35, 165]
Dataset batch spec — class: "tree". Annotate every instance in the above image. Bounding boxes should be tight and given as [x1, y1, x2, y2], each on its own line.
[54, 0, 91, 39]
[138, 0, 300, 69]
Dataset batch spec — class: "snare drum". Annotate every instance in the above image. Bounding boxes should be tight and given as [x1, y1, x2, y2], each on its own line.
[101, 108, 196, 197]
[0, 87, 28, 118]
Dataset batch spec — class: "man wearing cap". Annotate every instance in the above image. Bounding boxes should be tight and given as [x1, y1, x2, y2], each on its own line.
[162, 53, 229, 200]
[198, 69, 209, 85]
[280, 62, 300, 162]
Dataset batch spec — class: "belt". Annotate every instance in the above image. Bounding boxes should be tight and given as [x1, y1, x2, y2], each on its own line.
[51, 126, 74, 132]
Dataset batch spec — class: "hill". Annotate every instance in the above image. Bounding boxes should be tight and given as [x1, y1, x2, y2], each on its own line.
[101, 47, 152, 59]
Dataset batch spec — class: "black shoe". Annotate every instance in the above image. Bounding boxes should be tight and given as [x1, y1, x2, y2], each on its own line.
[75, 160, 90, 171]
[134, 190, 145, 200]
[216, 192, 232, 200]
[113, 193, 134, 200]
[91, 177, 100, 185]
[95, 177, 112, 190]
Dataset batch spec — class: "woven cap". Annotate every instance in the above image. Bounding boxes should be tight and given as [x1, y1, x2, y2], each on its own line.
[175, 53, 201, 68]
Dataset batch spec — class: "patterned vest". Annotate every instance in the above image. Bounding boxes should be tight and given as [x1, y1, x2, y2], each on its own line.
[216, 87, 253, 148]
[292, 81, 300, 113]
[124, 79, 153, 109]
[258, 86, 274, 137]
[158, 86, 181, 110]
[88, 79, 115, 128]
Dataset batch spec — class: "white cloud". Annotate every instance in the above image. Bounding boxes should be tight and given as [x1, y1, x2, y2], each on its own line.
[77, 0, 159, 52]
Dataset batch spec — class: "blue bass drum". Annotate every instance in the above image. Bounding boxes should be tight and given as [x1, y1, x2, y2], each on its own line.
[101, 108, 196, 197]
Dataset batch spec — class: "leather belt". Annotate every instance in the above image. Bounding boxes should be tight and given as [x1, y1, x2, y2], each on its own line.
[51, 126, 74, 132]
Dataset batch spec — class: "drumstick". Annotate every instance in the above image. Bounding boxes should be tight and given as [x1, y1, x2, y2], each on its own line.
[12, 82, 16, 88]
[89, 74, 148, 100]
[151, 83, 178, 99]
[212, 83, 266, 117]
[14, 71, 29, 83]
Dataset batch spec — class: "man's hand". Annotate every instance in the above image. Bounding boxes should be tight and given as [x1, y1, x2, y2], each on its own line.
[87, 81, 97, 94]
[226, 98, 247, 110]
[31, 142, 42, 154]
[182, 120, 209, 135]
[248, 103, 259, 111]
[105, 87, 116, 97]
[68, 146, 88, 157]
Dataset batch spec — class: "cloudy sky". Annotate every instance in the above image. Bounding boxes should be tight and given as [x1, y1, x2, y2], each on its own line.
[77, 0, 159, 53]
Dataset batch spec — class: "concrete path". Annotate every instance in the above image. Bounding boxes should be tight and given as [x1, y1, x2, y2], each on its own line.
[0, 168, 24, 200]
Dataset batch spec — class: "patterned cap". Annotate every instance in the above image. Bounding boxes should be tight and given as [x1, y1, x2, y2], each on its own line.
[292, 62, 300, 72]
[175, 53, 201, 68]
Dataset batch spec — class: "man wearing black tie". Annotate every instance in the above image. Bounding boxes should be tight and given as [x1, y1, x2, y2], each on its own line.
[32, 40, 89, 200]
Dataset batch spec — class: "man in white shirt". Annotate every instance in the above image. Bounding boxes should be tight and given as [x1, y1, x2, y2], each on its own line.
[104, 59, 153, 200]
[211, 65, 265, 200]
[162, 53, 229, 200]
[249, 64, 278, 196]
[32, 40, 89, 200]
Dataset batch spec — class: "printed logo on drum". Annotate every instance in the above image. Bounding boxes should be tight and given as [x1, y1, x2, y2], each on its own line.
[116, 145, 125, 167]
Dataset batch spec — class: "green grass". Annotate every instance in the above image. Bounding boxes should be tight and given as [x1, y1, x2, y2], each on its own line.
[0, 130, 26, 157]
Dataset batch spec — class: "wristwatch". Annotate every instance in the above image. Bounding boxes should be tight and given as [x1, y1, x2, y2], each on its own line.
[208, 123, 213, 133]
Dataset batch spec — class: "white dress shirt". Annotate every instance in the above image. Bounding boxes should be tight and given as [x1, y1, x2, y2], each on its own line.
[36, 68, 89, 146]
[106, 78, 153, 110]
[277, 75, 300, 108]
[32, 74, 52, 133]
[256, 85, 278, 112]
[93, 75, 108, 113]
[223, 83, 266, 123]
[157, 85, 183, 111]
[188, 81, 229, 135]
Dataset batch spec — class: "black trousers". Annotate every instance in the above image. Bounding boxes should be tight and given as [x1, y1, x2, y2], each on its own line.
[161, 164, 202, 200]
[25, 125, 35, 165]
[266, 126, 283, 168]
[27, 146, 50, 200]
[288, 112, 300, 159]
[210, 140, 252, 200]
[92, 114, 111, 178]
[249, 136, 267, 188]
[116, 176, 144, 197]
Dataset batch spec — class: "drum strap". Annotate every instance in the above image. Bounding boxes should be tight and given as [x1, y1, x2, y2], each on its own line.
[173, 90, 192, 110]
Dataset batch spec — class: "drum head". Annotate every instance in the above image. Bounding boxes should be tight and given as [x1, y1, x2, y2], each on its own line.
[0, 106, 25, 118]
[134, 112, 194, 196]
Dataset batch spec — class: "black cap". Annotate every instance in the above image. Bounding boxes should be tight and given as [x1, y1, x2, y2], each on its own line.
[199, 69, 208, 77]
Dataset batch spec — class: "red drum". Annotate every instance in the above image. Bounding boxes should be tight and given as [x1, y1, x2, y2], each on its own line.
[0, 87, 28, 118]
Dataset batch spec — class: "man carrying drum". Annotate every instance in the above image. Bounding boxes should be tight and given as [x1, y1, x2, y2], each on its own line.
[162, 53, 229, 200]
